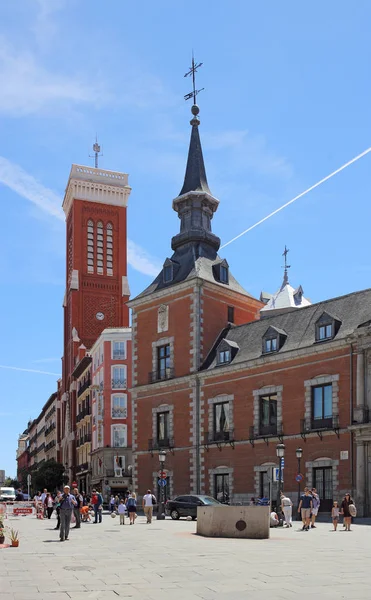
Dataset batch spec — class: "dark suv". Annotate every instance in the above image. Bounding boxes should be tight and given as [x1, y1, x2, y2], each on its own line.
[166, 495, 221, 520]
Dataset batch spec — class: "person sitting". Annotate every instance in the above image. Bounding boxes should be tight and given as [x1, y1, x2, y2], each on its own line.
[270, 509, 279, 527]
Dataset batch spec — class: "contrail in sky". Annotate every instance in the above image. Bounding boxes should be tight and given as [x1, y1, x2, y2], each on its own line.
[221, 147, 371, 249]
[0, 365, 60, 376]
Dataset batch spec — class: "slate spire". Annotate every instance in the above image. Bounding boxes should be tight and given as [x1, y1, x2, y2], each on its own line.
[179, 105, 211, 196]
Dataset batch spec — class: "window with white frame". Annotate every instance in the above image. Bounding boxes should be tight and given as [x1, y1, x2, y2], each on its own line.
[112, 341, 125, 360]
[112, 365, 126, 389]
[111, 394, 127, 419]
[112, 425, 127, 448]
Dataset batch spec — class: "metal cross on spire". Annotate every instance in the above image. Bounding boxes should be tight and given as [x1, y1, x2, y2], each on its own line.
[282, 245, 291, 285]
[184, 53, 204, 104]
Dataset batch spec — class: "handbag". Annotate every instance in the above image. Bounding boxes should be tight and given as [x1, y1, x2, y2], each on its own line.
[348, 503, 357, 517]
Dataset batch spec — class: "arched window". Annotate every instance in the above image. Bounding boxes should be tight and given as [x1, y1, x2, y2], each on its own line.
[97, 221, 104, 274]
[106, 223, 113, 275]
[87, 219, 94, 273]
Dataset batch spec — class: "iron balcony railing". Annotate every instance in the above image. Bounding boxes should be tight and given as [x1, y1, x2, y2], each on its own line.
[78, 378, 91, 397]
[148, 437, 175, 451]
[148, 367, 174, 384]
[112, 379, 127, 389]
[205, 429, 234, 444]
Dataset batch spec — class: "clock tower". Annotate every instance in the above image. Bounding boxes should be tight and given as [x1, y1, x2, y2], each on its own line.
[61, 162, 131, 389]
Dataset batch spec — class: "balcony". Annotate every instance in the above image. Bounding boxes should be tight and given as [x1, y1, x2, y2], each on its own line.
[45, 440, 56, 452]
[204, 429, 235, 449]
[76, 462, 89, 474]
[148, 367, 174, 384]
[113, 352, 125, 360]
[112, 408, 127, 419]
[301, 414, 340, 440]
[112, 378, 127, 389]
[249, 424, 284, 446]
[45, 423, 56, 437]
[84, 433, 92, 444]
[78, 378, 91, 397]
[105, 469, 132, 478]
[148, 438, 175, 452]
[76, 404, 91, 422]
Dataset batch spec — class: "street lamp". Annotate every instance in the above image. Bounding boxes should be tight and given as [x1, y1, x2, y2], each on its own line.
[276, 443, 285, 515]
[157, 450, 166, 520]
[296, 447, 303, 519]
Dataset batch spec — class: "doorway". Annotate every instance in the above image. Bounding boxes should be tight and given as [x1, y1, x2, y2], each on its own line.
[313, 466, 333, 511]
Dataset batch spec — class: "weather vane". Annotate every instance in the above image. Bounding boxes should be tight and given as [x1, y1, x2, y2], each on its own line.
[89, 135, 103, 169]
[184, 53, 204, 104]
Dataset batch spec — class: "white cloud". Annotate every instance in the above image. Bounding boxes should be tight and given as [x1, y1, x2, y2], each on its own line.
[0, 155, 161, 277]
[127, 240, 161, 277]
[0, 37, 107, 117]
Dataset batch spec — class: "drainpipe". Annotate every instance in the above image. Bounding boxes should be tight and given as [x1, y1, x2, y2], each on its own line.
[194, 280, 202, 495]
[195, 374, 201, 494]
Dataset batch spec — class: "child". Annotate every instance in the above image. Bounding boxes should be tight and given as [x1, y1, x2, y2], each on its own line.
[332, 501, 340, 530]
[117, 499, 126, 525]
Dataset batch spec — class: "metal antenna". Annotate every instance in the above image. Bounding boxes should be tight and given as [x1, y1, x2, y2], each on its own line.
[89, 135, 103, 169]
[282, 245, 291, 285]
[184, 52, 204, 104]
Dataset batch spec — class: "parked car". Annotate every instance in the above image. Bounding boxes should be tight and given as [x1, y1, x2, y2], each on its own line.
[166, 495, 221, 520]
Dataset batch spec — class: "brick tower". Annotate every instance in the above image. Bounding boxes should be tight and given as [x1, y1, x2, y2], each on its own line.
[60, 163, 131, 480]
[129, 102, 263, 497]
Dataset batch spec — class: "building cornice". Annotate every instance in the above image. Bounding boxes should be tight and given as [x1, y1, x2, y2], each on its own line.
[63, 164, 131, 218]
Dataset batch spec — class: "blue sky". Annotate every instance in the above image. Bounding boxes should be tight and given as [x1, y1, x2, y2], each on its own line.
[1, 0, 370, 476]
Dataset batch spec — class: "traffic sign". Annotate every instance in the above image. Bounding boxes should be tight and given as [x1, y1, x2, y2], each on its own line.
[158, 478, 167, 487]
[157, 470, 168, 479]
[27, 474, 31, 484]
[273, 468, 284, 482]
[295, 473, 303, 483]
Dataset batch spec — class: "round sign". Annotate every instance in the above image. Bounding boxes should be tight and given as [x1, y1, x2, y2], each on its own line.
[157, 470, 168, 479]
[72, 481, 77, 488]
[295, 473, 303, 482]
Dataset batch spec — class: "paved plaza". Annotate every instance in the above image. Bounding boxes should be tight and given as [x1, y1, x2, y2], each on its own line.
[0, 512, 370, 600]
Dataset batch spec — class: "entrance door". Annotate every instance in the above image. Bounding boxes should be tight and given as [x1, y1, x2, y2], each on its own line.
[313, 466, 333, 511]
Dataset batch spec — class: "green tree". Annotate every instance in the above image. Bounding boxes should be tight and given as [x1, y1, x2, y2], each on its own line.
[4, 477, 18, 488]
[33, 460, 66, 492]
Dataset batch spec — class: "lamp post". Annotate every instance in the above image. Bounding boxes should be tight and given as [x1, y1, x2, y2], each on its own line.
[276, 443, 285, 514]
[296, 447, 303, 519]
[157, 450, 166, 520]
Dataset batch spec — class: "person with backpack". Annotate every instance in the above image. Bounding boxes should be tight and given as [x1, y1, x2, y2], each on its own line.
[126, 492, 137, 525]
[142, 489, 157, 524]
[91, 488, 103, 523]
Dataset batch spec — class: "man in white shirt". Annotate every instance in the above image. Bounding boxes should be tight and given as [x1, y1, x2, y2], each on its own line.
[142, 489, 156, 524]
[280, 492, 293, 527]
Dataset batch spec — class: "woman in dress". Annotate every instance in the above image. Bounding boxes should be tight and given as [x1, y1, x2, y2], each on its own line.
[340, 493, 354, 531]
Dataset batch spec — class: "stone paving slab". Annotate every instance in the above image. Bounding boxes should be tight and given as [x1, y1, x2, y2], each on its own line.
[1, 513, 370, 599]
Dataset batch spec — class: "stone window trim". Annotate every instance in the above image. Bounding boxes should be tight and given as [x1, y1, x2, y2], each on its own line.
[305, 457, 339, 497]
[152, 404, 174, 443]
[304, 374, 339, 430]
[207, 394, 234, 439]
[253, 385, 283, 436]
[152, 337, 174, 373]
[209, 466, 233, 501]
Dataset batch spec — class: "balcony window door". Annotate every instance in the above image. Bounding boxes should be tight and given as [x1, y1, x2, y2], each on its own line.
[214, 474, 229, 503]
[157, 344, 171, 380]
[113, 341, 125, 360]
[112, 366, 126, 389]
[157, 412, 169, 446]
[213, 402, 230, 441]
[259, 394, 277, 435]
[312, 384, 332, 428]
[112, 395, 127, 419]
[112, 425, 127, 448]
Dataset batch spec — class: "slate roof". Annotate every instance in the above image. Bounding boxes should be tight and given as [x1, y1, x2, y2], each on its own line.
[260, 281, 311, 314]
[134, 249, 256, 300]
[179, 114, 211, 196]
[202, 288, 371, 370]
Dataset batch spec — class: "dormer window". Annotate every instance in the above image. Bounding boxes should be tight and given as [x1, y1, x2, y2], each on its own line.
[262, 326, 287, 354]
[220, 265, 228, 284]
[315, 312, 340, 342]
[218, 349, 231, 364]
[163, 259, 173, 283]
[213, 259, 229, 285]
[265, 337, 278, 353]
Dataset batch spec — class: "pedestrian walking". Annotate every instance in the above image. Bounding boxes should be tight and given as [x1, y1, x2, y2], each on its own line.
[127, 492, 137, 525]
[341, 493, 355, 531]
[298, 488, 313, 531]
[117, 499, 126, 525]
[332, 501, 340, 530]
[59, 485, 77, 542]
[142, 489, 156, 524]
[73, 488, 83, 528]
[310, 488, 320, 528]
[54, 491, 62, 530]
[41, 488, 48, 517]
[15, 488, 24, 501]
[91, 489, 103, 523]
[45, 493, 54, 519]
[109, 495, 116, 513]
[280, 492, 293, 527]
